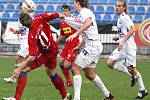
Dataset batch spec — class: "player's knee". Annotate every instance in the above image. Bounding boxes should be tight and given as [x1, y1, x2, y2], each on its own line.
[107, 61, 114, 69]
[85, 73, 95, 81]
[128, 66, 137, 75]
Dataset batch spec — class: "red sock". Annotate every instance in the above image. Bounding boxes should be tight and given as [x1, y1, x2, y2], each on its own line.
[15, 71, 27, 100]
[51, 73, 67, 98]
[60, 65, 72, 84]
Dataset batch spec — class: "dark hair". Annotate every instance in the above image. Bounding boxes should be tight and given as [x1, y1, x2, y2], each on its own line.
[61, 4, 70, 11]
[75, 0, 89, 8]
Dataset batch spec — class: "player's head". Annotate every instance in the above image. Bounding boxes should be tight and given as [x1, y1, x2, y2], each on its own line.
[74, 0, 89, 11]
[61, 4, 71, 17]
[19, 10, 33, 28]
[115, 0, 127, 15]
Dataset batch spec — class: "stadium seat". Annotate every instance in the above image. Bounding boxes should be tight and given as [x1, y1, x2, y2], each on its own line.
[33, 0, 38, 3]
[49, 0, 58, 4]
[70, 5, 74, 13]
[99, 0, 108, 4]
[105, 6, 115, 14]
[134, 15, 143, 23]
[1, 12, 11, 21]
[109, 0, 117, 5]
[58, 0, 68, 4]
[5, 4, 15, 12]
[145, 14, 150, 19]
[46, 5, 54, 12]
[35, 5, 45, 13]
[11, 12, 19, 21]
[95, 14, 101, 23]
[95, 6, 104, 14]
[8, 0, 18, 3]
[0, 0, 8, 3]
[68, 0, 73, 4]
[112, 14, 118, 23]
[39, 0, 49, 3]
[139, 0, 148, 5]
[90, 5, 95, 13]
[102, 14, 112, 23]
[15, 4, 20, 12]
[129, 0, 138, 5]
[89, 0, 98, 4]
[146, 7, 150, 15]
[128, 6, 136, 14]
[19, 0, 24, 3]
[136, 7, 145, 15]
[0, 4, 4, 12]
[55, 5, 61, 12]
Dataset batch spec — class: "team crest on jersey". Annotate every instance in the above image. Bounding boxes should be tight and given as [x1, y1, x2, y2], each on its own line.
[138, 19, 150, 45]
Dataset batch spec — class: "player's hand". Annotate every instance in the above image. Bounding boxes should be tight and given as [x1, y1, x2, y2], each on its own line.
[12, 68, 21, 77]
[9, 28, 15, 33]
[66, 32, 78, 41]
[73, 46, 79, 53]
[113, 36, 119, 41]
[118, 41, 125, 51]
[112, 26, 118, 31]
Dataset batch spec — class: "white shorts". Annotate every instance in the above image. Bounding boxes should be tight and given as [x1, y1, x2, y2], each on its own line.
[109, 48, 136, 67]
[75, 40, 103, 69]
[17, 38, 29, 57]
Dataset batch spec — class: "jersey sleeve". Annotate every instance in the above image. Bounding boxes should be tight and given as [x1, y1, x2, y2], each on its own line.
[125, 16, 134, 30]
[42, 12, 59, 22]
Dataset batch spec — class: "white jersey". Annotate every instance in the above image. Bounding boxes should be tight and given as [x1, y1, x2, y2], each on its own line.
[117, 12, 136, 51]
[18, 21, 29, 39]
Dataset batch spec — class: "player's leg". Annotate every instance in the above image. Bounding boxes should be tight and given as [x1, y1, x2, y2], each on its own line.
[59, 56, 72, 86]
[84, 66, 114, 99]
[107, 49, 131, 75]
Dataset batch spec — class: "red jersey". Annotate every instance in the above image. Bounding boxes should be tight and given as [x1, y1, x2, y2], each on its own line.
[60, 21, 79, 48]
[28, 12, 59, 56]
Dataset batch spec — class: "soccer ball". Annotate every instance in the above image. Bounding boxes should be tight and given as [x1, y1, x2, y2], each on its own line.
[22, 0, 35, 13]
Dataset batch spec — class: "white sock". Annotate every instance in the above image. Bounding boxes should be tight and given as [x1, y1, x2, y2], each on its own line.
[114, 63, 131, 76]
[92, 75, 110, 97]
[135, 72, 146, 91]
[73, 75, 82, 100]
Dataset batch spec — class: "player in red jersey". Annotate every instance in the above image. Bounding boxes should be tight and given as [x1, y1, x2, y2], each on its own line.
[56, 4, 80, 86]
[2, 10, 71, 100]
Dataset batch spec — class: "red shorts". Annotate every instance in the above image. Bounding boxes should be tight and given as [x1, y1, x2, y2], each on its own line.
[60, 46, 77, 63]
[29, 50, 58, 70]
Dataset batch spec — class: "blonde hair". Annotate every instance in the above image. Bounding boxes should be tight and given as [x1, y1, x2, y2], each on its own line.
[118, 0, 127, 13]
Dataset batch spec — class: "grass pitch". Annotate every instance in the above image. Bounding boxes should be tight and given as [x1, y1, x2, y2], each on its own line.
[0, 57, 149, 100]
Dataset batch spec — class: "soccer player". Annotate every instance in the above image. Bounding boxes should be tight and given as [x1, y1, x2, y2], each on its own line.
[2, 10, 71, 100]
[56, 4, 80, 87]
[66, 0, 114, 100]
[107, 0, 148, 99]
[4, 3, 29, 84]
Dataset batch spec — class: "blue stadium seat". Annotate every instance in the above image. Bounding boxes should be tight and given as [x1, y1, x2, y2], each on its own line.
[134, 15, 143, 23]
[95, 14, 101, 23]
[39, 0, 48, 3]
[1, 12, 11, 21]
[89, 5, 95, 12]
[109, 0, 117, 4]
[55, 5, 61, 12]
[46, 5, 54, 12]
[139, 0, 148, 5]
[33, 0, 38, 3]
[68, 0, 73, 4]
[70, 6, 74, 13]
[129, 0, 138, 5]
[146, 7, 150, 15]
[19, 0, 24, 3]
[5, 4, 15, 12]
[105, 6, 115, 14]
[136, 7, 145, 15]
[58, 0, 68, 4]
[145, 14, 150, 19]
[35, 5, 45, 13]
[95, 6, 104, 14]
[99, 0, 108, 4]
[102, 14, 112, 23]
[49, 0, 58, 4]
[16, 4, 20, 12]
[0, 4, 4, 12]
[128, 6, 136, 14]
[8, 0, 18, 3]
[89, 0, 98, 4]
[113, 14, 118, 23]
[0, 0, 8, 3]
[11, 12, 19, 21]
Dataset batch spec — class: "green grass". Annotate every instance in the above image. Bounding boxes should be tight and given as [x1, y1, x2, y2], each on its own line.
[0, 57, 150, 100]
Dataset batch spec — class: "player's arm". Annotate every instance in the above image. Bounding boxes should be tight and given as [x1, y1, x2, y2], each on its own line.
[9, 28, 21, 34]
[56, 35, 65, 43]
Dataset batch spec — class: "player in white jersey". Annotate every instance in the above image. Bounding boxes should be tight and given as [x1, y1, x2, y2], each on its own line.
[4, 3, 31, 84]
[66, 0, 114, 100]
[107, 0, 148, 99]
